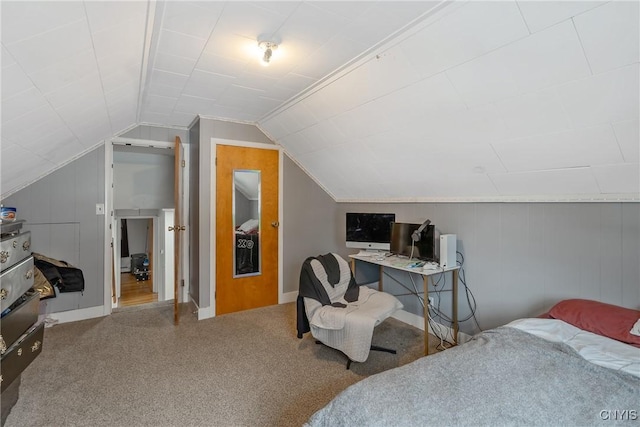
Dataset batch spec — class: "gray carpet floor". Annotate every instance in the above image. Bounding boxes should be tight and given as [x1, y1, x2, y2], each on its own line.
[4, 301, 429, 426]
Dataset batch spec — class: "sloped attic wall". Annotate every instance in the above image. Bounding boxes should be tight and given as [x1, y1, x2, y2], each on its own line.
[260, 1, 639, 202]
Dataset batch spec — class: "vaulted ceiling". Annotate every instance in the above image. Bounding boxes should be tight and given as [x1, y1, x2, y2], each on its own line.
[2, 1, 638, 201]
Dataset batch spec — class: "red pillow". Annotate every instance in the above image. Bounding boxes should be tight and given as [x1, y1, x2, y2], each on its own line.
[548, 299, 640, 348]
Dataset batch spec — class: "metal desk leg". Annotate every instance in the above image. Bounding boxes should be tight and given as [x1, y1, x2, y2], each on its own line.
[452, 269, 459, 345]
[424, 275, 429, 355]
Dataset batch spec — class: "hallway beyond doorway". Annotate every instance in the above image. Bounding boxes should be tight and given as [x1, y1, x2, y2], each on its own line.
[119, 272, 157, 307]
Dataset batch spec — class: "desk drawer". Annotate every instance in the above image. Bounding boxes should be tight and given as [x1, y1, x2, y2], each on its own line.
[0, 322, 44, 392]
[0, 256, 34, 312]
[0, 291, 39, 355]
[0, 231, 31, 273]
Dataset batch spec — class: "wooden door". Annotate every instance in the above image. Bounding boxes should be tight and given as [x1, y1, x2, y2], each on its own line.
[215, 144, 279, 315]
[173, 136, 185, 324]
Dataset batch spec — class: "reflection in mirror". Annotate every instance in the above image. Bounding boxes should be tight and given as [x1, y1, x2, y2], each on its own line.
[233, 169, 261, 277]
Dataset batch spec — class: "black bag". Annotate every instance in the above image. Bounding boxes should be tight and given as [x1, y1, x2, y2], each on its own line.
[33, 253, 85, 293]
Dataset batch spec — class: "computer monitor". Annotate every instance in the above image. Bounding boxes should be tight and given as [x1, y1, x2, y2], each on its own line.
[346, 213, 396, 251]
[390, 222, 436, 261]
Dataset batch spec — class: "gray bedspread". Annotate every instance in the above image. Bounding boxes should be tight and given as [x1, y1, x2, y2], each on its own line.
[306, 326, 639, 427]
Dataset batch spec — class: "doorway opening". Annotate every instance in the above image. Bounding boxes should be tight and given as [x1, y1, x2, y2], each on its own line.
[113, 210, 176, 309]
[117, 217, 156, 307]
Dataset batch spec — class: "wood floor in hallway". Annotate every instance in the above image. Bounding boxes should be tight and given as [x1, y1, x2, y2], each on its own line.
[119, 272, 157, 307]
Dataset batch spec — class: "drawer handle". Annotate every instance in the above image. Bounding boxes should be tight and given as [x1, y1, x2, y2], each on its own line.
[25, 269, 33, 280]
[31, 340, 41, 352]
[0, 335, 5, 355]
[0, 288, 7, 300]
[17, 348, 22, 356]
[23, 240, 30, 251]
[0, 251, 8, 263]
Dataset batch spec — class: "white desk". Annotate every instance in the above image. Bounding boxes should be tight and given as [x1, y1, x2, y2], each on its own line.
[349, 254, 460, 355]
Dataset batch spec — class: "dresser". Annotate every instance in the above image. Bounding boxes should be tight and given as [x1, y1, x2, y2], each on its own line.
[0, 220, 43, 426]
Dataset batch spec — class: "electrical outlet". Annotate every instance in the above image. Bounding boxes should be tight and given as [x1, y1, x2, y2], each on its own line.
[428, 296, 434, 307]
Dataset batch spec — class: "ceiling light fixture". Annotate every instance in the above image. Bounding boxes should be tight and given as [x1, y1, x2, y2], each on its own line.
[258, 41, 278, 65]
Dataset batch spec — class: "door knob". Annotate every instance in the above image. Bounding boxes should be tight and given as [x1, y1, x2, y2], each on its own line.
[271, 221, 279, 228]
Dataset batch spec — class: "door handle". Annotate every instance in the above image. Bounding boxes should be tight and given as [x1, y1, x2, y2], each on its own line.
[271, 221, 279, 228]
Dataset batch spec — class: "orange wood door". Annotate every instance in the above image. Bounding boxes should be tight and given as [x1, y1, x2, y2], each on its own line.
[215, 144, 279, 315]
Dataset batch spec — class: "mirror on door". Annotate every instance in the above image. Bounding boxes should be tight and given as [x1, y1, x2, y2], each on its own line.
[233, 169, 261, 277]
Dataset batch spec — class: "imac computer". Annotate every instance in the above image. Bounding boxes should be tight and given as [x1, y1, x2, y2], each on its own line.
[346, 213, 396, 252]
[390, 222, 436, 261]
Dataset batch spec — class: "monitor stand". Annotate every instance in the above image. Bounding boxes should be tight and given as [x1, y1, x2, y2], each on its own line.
[357, 249, 382, 257]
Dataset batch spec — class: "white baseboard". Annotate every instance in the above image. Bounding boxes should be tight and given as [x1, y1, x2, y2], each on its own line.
[47, 305, 106, 324]
[193, 297, 215, 320]
[280, 291, 297, 304]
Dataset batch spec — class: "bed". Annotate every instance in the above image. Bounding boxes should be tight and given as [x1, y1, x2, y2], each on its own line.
[306, 299, 640, 426]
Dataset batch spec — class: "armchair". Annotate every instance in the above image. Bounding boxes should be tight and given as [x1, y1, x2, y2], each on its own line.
[296, 253, 403, 368]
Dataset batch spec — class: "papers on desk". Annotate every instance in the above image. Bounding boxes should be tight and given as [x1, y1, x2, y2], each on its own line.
[389, 259, 424, 268]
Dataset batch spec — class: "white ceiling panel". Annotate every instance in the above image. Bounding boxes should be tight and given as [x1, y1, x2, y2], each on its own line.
[1, 44, 17, 68]
[83, 1, 148, 34]
[292, 35, 367, 80]
[174, 95, 218, 115]
[591, 163, 640, 194]
[446, 21, 591, 107]
[573, 1, 640, 74]
[492, 125, 624, 172]
[400, 0, 529, 79]
[1, 63, 34, 99]
[336, 2, 436, 47]
[0, 1, 86, 45]
[195, 52, 248, 77]
[493, 87, 571, 139]
[151, 69, 190, 89]
[27, 50, 97, 94]
[612, 119, 640, 164]
[154, 52, 198, 76]
[490, 167, 601, 196]
[2, 1, 637, 200]
[5, 19, 93, 74]
[2, 106, 64, 145]
[2, 87, 49, 123]
[1, 144, 53, 191]
[161, 1, 221, 40]
[44, 72, 105, 111]
[556, 63, 639, 128]
[516, 1, 606, 34]
[144, 94, 178, 115]
[157, 29, 207, 59]
[277, 3, 349, 46]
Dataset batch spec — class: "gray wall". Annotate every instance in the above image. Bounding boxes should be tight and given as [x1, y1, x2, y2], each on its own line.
[189, 120, 200, 304]
[193, 117, 274, 308]
[278, 157, 639, 335]
[282, 155, 340, 294]
[2, 146, 105, 313]
[113, 149, 174, 210]
[331, 202, 640, 335]
[119, 124, 188, 143]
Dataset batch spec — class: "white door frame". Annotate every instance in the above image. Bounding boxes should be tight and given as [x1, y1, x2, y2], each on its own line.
[199, 138, 283, 320]
[103, 137, 190, 316]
